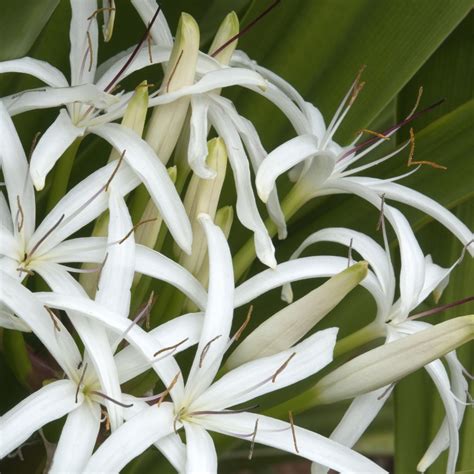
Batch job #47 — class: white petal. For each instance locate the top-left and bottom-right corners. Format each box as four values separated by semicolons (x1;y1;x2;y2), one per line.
0;303;31;331
84;402;175;472
418;255;451;304
0;380;81;458
0;193;13;233
201;412;386;473
115;312;203;383
96;190;134;319
91;123;193;253
50;401;101;473
69;0;98;85
193;328;337;411
188;95;214;178
185;214;235;400
0;225;19;260
209;104;276;268
44;237;107;263
149;68;267;107
135;245;207;310
130;0;173;47
0;57;68;87
184;422;217;473
351;178;474;256
29;110;85;191
0;101;35;240
256;135;319;202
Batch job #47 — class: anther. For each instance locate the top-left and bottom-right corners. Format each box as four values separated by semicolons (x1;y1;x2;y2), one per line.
248;418;259;460
75;362;88;403
27;214;65;259
87;6;116;21
347;238;354;268
156;372;181;407
101;408;111;431
231;305;253;343
117;217;157;245
147;32;153;64
90;390;133;408
27;131;42;162
199;335;222;368
15;196;24;233
406;86;424;119
357;129;390;140
44;305;61;331
153;338;189;357
376;194;386;232
166;50;184;93
407;128;447;170
288;411;299;453
210;0;281;58
272;352;296;383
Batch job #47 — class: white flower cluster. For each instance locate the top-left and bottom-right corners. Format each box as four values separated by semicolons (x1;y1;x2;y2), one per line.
0;1;472;473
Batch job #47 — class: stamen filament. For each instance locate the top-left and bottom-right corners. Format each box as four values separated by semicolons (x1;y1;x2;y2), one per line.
117;217;157;244
166;50;184;93
231;305;253;342
191;404;259;417
408;295;474;320
15;196;24;233
272;352;296;383
248;418;259;460
75;362;88;403
288;411;299;453
199;335;222;368
90;390;133;408
27;214;65;259
153;337;189;357
44;305;61;331
376;194;386;232
156;372;181;407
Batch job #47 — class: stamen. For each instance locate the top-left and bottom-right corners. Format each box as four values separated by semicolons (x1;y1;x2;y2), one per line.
173;407;185;433
348;66;366;107
101;408;111;431
86;32;94;72
118;291;156;344
407;128;447;170
357;129;390;141
16;266;34;276
231;305;253;342
44;305;61;331
153;337;189;357
147;32;153;64
96;253;109;290
117;217;157;245
27;214;65;259
406;86;424;119
90;390;133;408
199;335;222;368
347;238;354;268
248;418;259;460
376;194;386;232
210;0;281;58
77;360;83;370
377;383;395;400
166;50;184;93
15;195;24;232
288;411;299;453
87;6;116;21
105;149;126;191
75;362;88;403
156;372;181;407
27;131;42;162
408;295;474;320
272;352;296;383
191;404;259;416
104;6;161;92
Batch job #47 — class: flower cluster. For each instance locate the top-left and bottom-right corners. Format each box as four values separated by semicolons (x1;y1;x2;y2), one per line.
0;1;472;473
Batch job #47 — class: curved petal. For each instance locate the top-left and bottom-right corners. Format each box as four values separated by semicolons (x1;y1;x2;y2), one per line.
184;422;217;473
115;312;204;384
0;57;68;87
0;380;81;459
0;101;35;240
84;402;175;472
201;412;386;473
256;135;318;202
91;123;192;254
193;328;337;411
49;401;101;473
208;103;276;268
29;110;85;191
135;245;207;310
185;214;235;401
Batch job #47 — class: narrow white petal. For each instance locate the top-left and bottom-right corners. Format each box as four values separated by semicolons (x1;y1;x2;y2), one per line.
184;422;217;473
0;303;31;331
0;57;68;87
96;191;134;318
418;255;452;304
115;312;203;383
50;401;101;473
135;245;207;310
256;135;318;202
85;402;175;472
130;0;173;46
91;123;193;253
29;110;85;191
193;328;337;411
0;225;19;260
0;193;13;233
201;412;386;473
209;104;276;268
44;237;107;264
185;214;235;400
0;380;81;458
69;0;98;85
0;101;35;240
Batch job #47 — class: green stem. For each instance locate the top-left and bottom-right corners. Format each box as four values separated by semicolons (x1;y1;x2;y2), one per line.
3;330;32;388
233;184;308;281
46;138;82;212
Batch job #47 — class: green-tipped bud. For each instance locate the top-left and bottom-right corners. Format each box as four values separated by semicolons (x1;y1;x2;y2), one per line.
209;11;239;65
225;262;369;370
214;205;234;239
313;315;474;404
145;13;200;163
178;138;227;275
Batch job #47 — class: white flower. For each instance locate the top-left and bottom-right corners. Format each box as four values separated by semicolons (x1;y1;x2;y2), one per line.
83;214;386;473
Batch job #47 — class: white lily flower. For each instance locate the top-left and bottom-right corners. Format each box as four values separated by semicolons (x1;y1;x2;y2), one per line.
83;214;385;473
249;58;473;255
